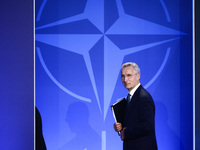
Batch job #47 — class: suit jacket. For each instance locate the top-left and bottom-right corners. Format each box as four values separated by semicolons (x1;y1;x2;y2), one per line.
123;85;157;150
36;107;47;150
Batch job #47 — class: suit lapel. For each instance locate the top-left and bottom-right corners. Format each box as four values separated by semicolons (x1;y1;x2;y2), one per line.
125;85;142;112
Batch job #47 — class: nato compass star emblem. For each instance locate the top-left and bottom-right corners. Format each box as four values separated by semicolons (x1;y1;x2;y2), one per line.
35;0;186;120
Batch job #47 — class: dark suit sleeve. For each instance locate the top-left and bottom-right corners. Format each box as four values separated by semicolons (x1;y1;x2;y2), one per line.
36;107;47;150
124;96;155;140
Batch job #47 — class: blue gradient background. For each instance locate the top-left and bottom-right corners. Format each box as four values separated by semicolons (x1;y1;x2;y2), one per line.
0;0;34;150
0;0;196;150
195;0;200;149
35;0;193;150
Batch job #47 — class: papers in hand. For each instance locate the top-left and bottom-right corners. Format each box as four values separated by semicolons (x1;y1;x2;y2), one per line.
111;98;126;135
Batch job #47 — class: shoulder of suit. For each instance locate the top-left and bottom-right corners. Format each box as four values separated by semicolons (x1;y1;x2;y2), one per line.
137;86;153;99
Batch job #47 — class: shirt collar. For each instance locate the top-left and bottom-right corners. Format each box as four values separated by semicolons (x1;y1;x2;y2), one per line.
129;83;141;97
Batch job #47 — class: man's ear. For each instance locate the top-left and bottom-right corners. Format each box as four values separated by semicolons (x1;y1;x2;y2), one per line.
137;73;140;80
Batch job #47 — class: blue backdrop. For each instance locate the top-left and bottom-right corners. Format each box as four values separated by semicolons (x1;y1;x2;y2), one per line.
35;0;193;150
0;0;34;149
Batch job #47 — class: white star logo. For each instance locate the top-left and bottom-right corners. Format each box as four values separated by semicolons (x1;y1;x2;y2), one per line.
35;0;186;120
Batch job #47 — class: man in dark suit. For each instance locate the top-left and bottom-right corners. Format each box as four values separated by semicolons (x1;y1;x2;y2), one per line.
114;62;157;150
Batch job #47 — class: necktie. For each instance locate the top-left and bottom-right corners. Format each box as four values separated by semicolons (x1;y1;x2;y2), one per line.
127;93;131;104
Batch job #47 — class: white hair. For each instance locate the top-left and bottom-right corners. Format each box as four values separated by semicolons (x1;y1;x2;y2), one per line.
121;62;140;74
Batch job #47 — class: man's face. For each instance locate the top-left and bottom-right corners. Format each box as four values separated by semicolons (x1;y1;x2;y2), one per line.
121;66;140;92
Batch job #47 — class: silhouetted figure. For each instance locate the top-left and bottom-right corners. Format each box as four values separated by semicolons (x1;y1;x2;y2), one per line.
59;102;101;150
35;107;47;150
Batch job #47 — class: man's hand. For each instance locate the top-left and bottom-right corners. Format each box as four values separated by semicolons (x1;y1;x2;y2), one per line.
114;122;122;132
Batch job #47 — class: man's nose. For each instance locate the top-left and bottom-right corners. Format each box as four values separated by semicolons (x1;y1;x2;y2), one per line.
124;76;128;81
124;76;129;81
